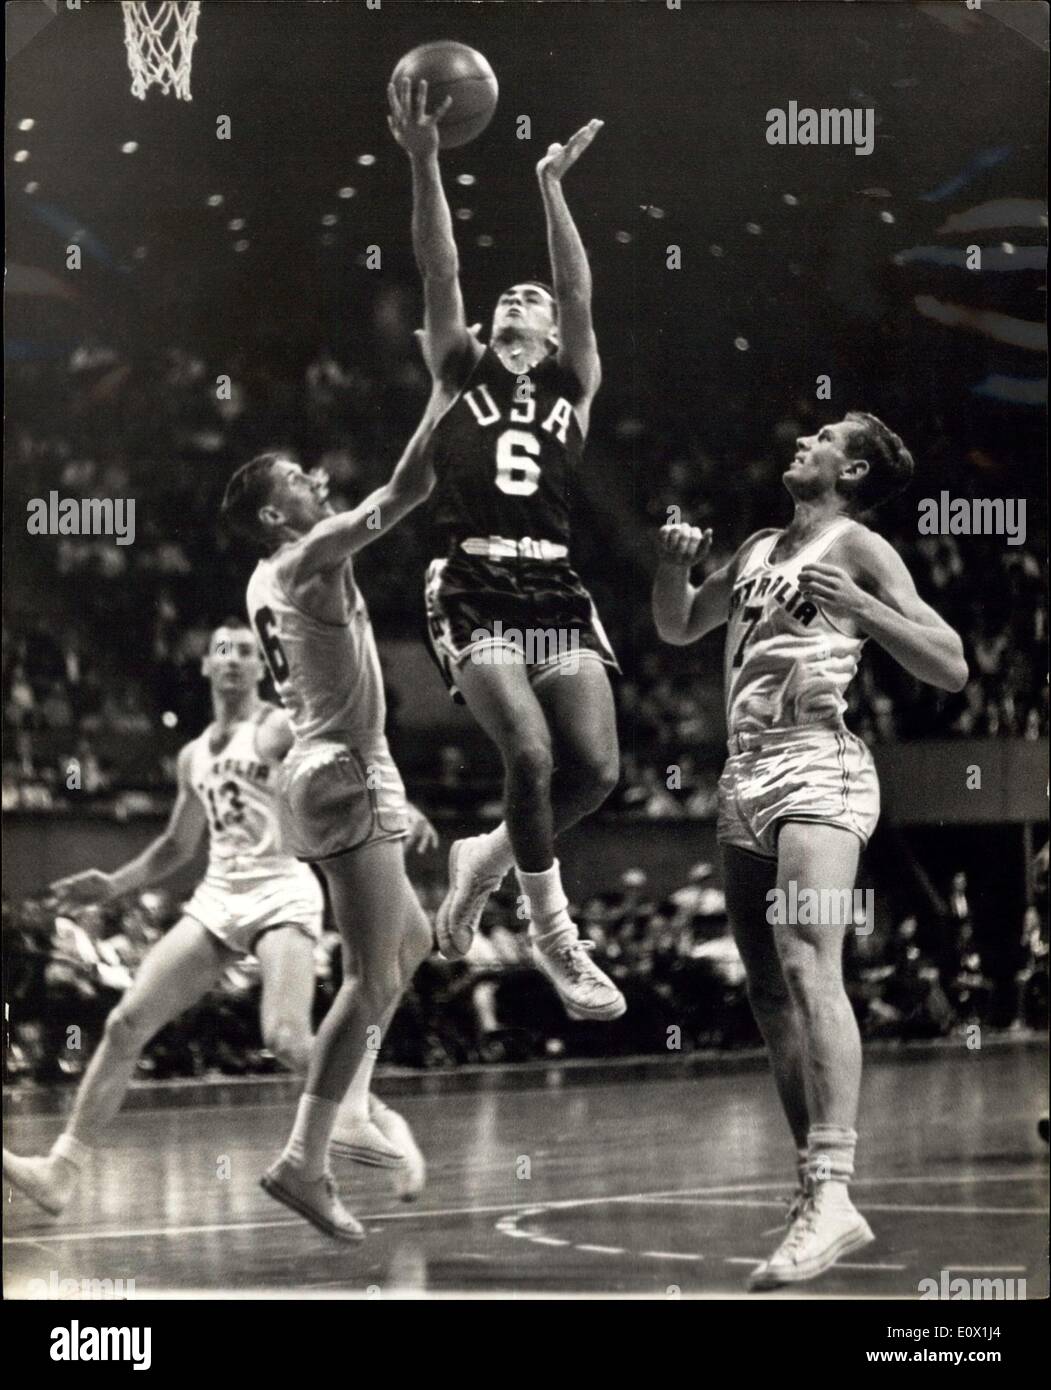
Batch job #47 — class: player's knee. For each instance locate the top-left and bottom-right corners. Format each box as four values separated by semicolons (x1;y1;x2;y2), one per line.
507;737;554;790
780;951;842;1013
265;1019;311;1074
358;958;403;1014
580;749;620;805
103;1005;151;1058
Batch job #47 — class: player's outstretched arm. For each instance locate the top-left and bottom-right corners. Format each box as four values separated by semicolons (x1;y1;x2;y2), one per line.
50;745;207;907
388;78;479;386
799;530;969;691
653;524;754;645
538;120;604;420
278;392;442;583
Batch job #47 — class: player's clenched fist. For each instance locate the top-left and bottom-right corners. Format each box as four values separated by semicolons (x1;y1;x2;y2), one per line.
798;562;870;621
657;522;713;569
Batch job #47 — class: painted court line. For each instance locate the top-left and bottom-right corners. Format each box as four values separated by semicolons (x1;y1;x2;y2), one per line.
638;1196;1047;1217
5;1171;1042;1248
641;1251;705;1261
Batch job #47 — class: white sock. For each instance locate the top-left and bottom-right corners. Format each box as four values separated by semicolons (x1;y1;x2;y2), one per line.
473;823;514;876
52;1133;91;1170
814;1178;853;1210
334;1047;379;1128
282;1094;338;1180
517;861;577;949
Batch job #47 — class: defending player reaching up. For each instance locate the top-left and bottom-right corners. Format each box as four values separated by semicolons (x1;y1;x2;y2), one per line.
653;414;968;1288
389;78;624;1023
221;398;446;1239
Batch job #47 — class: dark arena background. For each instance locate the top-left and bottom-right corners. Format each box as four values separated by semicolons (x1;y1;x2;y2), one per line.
3;0;1048;1325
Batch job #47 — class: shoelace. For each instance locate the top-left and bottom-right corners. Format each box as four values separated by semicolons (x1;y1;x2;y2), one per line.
552;940;600;980
779;1196;820;1257
785;1187;809;1226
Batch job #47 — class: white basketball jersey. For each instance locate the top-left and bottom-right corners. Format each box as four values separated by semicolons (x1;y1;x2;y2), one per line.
724;518;865;737
186;713;310;887
246;555;385;746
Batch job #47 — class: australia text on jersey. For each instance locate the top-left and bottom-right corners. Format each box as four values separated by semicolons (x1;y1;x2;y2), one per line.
730;571;819;625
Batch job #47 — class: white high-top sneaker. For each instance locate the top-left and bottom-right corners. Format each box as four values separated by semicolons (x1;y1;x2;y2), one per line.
369;1096;426;1202
328;1111;406;1169
260;1159;365;1242
435;837;506;959
532;937;627;1022
748;1182;874;1290
3;1148;77;1217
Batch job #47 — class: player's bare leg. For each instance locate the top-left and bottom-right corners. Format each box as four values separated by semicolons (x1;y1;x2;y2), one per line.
255;926;404;1171
537;656;621;835
750;822;873;1290
261;840;431;1238
3;917;227;1216
722;843;811;1218
438;655;624;1019
775;824;863;1130
456;657;557;870
254;922;419;1184
360;898;432;1200
326;892;431;1179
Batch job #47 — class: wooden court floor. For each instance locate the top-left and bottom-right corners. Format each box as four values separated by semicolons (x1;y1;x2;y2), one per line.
4;1042;1047;1299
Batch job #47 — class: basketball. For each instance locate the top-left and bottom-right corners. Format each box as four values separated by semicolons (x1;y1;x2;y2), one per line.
391;41;498;148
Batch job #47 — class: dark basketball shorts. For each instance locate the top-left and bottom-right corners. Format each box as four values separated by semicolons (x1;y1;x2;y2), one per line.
278;738;409;863
424;551;619;698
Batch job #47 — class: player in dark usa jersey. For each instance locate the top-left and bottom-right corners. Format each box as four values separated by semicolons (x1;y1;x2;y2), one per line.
389;78;624;1023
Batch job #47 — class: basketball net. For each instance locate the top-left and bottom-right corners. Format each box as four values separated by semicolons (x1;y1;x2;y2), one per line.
122;2;201;101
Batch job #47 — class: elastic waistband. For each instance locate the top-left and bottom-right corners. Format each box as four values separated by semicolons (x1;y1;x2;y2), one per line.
459;535;569;563
288;734;390;762
727;724;851;755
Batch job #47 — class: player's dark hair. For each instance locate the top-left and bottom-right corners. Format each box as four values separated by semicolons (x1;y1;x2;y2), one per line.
220;452;283;550
840;411;915;513
521;279;556;305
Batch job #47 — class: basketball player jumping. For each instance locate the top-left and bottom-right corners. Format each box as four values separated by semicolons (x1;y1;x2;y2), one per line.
2;620;431;1218
652;414;968;1289
221;398;445;1239
388;79;624;1022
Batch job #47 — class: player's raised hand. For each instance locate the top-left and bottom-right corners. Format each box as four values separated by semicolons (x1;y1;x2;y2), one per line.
798;562;870;621
50;869;116;908
657;522;713;569
537;119;604;183
387;77;453;159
